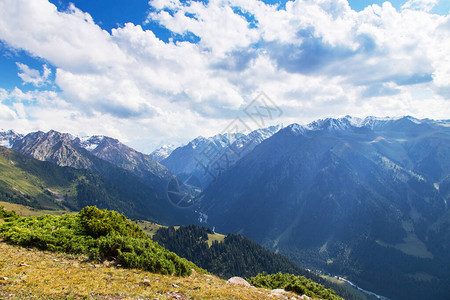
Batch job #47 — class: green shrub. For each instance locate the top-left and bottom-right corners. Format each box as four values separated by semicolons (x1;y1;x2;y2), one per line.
0;206;204;277
79;206;146;239
248;272;343;300
0;206;19;221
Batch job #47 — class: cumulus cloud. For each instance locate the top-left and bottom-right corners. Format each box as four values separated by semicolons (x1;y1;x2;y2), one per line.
401;0;439;12
16;63;51;87
0;0;448;151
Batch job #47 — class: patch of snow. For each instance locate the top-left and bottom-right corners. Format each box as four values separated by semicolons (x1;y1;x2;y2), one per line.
0;140;11;148
150;144;176;162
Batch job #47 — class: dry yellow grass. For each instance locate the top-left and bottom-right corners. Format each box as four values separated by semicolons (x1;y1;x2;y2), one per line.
0;240;302;299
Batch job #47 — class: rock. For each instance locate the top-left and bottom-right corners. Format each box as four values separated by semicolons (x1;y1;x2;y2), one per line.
271;289;287;295
19;263;30;267
143;279;151;286
271;289;288;299
93;264;101;268
103;260;112;267
165;291;188;299
172;283;179;288
1;277;8;281
226;277;252;287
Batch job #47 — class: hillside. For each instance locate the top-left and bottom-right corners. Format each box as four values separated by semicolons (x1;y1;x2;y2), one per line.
153;225;365;300
0;146;195;224
198;116;450;299
0;241;304;300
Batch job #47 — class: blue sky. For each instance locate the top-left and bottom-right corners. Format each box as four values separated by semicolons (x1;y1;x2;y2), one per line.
0;0;449;152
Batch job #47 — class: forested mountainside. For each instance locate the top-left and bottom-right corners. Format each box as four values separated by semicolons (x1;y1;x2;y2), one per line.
198;116;450;300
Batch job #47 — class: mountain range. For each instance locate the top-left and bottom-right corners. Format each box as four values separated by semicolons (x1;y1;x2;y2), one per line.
197;116;450;299
0;130;193;225
1;115;449;299
160;125;282;190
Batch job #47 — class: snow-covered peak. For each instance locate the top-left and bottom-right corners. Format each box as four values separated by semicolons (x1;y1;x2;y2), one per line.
286;123;307;135
307;117;352;131
79;135;106;151
0;129;23;148
150;144;176;162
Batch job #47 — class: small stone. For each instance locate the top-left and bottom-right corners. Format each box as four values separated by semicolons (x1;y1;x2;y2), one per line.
53;259;59;262
19;263;30;267
143;279;151;286
1;277;8;281
93;264;101;268
172;283;179;288
103;261;111;267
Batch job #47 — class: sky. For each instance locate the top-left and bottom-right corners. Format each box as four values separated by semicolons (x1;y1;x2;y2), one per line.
0;0;449;153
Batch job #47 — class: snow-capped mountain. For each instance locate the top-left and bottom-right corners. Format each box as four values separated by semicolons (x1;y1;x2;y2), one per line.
199;116;450;300
150;144;176;162
161;124;282;189
0;130;23;148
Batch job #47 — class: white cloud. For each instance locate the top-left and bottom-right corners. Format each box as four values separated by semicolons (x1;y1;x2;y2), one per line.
16;63;51;86
0;0;448;152
401;0;439;12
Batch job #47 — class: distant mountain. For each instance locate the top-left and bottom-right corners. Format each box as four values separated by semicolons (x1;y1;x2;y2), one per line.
198;116;450;300
0;146;143;217
150;144;176;162
0;130;23;148
3;130;195;224
9;130;172;186
161;125;282;189
79;135;172;185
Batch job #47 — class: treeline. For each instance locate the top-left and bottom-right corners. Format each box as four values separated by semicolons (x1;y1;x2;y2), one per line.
152;225;360;299
0;206;204;276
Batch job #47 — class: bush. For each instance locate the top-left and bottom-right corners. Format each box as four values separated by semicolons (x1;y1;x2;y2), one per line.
79;206;146;239
248;272;342;300
0;206;19;221
0;206;204;277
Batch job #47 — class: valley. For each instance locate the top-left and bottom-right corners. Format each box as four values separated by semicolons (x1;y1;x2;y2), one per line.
1;115;449;299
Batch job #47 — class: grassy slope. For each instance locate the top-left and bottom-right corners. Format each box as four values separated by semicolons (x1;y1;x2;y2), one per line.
0;147;75;210
0;241;301;300
1;202;362;299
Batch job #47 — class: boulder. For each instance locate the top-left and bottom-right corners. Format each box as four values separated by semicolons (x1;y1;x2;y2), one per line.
226;277;252;287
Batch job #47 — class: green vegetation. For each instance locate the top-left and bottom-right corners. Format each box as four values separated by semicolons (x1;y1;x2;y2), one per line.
153;225;360;299
0;206;203;276
248;272;343;300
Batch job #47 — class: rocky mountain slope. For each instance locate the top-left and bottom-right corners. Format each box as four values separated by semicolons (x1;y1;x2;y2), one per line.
8;130;172;186
0;146;188;223
198;116;450;300
80;135;172;185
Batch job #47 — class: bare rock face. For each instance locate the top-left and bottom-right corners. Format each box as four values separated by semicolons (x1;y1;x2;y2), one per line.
226;276;252;287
